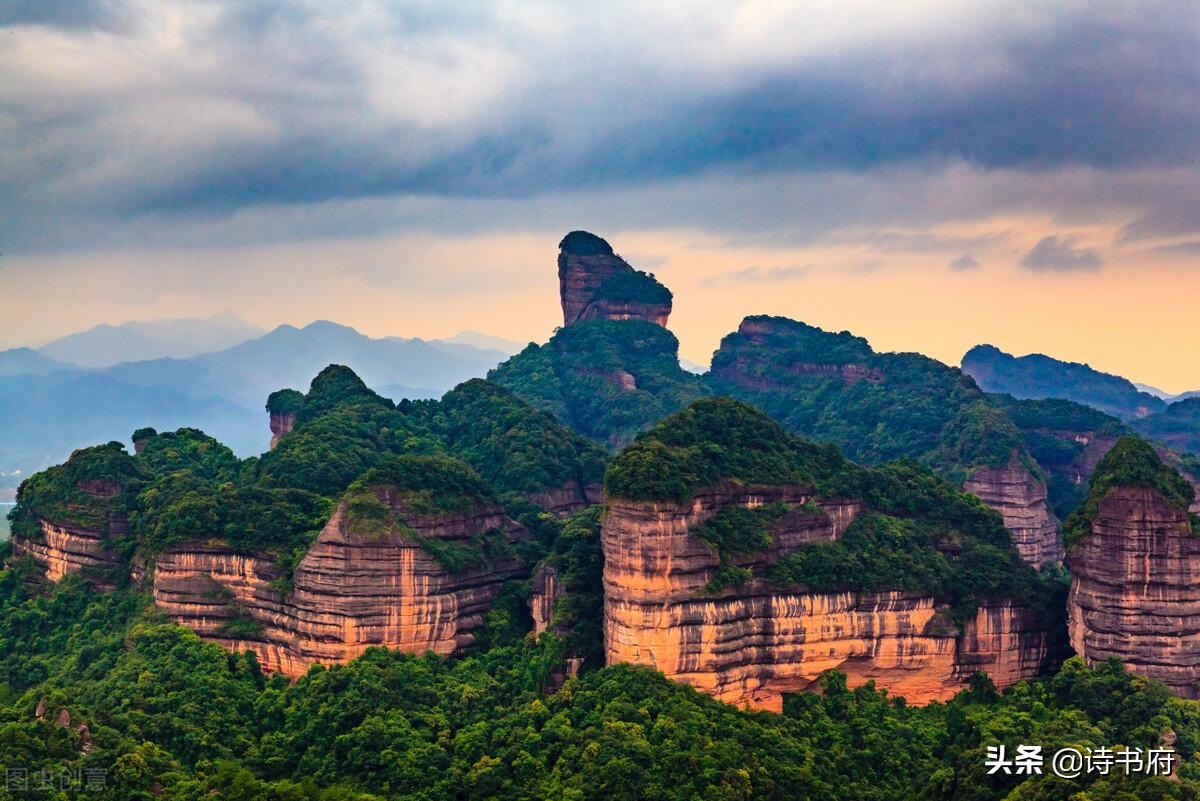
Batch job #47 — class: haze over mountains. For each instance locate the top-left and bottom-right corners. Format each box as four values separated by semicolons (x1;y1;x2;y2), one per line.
0;316;522;491
36;312;267;367
962;344;1197;419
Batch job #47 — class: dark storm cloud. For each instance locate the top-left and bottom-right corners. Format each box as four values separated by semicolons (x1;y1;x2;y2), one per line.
1020;235;1103;272
1;1;1197;251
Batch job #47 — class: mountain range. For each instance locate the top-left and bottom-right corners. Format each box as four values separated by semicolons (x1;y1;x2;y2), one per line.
0;317;523;490
35;311;267;367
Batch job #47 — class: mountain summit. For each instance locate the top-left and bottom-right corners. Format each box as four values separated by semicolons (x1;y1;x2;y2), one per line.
557;230;672;327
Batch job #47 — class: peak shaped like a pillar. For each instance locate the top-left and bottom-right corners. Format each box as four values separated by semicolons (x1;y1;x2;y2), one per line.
557;230;672;327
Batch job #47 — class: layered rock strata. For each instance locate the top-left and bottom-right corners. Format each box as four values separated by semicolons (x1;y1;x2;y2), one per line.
603;486;1053;711
558;231;671;327
148;495;530;677
964;458;1062;566
1068;487;1200;697
528;481;604;516
10;519;125;590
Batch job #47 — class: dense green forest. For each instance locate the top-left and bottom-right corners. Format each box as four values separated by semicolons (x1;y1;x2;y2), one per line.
0;568;1197;801
489;320;705;448
705;317;1038;484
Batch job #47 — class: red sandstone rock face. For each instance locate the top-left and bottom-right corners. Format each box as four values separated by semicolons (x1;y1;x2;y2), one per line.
558;250;670;327
269;411;297;450
530;562;562;636
1068;486;1200;698
10;519;125;590
602;486;1052;710
528;481;603;516
964;458;1062;566
149;493;531;677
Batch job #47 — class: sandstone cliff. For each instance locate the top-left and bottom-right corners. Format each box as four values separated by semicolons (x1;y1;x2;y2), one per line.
7;444;138;590
1068;485;1200;697
558;231;671;327
964;458;1062;566
269;411;297;450
149;490;530;677
528;481;604;516
10;518;125;590
602;486;1054;711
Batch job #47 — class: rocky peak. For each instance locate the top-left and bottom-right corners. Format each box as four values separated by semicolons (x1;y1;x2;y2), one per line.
557;230;671;327
1067;437;1200;697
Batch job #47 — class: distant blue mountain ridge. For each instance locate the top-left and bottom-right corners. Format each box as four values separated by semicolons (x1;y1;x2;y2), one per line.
0;319;523;488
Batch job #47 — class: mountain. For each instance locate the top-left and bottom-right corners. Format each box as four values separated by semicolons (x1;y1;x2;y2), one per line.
1134;382;1200;403
706;317;1067;565
1067;437;1200;697
491;231;702;447
602;397;1062;711
961;343;1166;420
0;321;513;488
1135;396;1200;455
8;362;604;675
36;311;265;367
0;347;75;376
443;330;527;354
98;320;508;411
10;230;1200;801
0;370;262;490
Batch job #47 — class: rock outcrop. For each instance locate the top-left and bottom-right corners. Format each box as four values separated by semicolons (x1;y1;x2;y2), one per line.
269;411;297;450
1068;485;1200;697
528;481;604;516
964;459;1062;566
558;231;671;327
148;491;531;677
530;563;563;636
603;486;1054;711
10;518;125;590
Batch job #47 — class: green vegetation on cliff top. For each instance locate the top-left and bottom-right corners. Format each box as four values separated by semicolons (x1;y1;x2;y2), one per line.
591;268;672;307
605;397;854;502
419;378;607;497
707;316;1038;482
8;442;145;540
490;318;705;447
1063;436;1197;551
265;387;304;415
11;364;607;578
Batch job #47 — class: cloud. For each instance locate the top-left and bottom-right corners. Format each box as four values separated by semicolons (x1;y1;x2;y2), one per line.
0;1;1197;254
1019;235;1103;272
706;265;812;285
1151;240;1200;255
835;230;1008;254
949;253;979;270
849;260;883;275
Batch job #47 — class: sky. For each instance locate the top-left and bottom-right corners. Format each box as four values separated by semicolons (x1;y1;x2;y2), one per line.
2;1;1199;391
